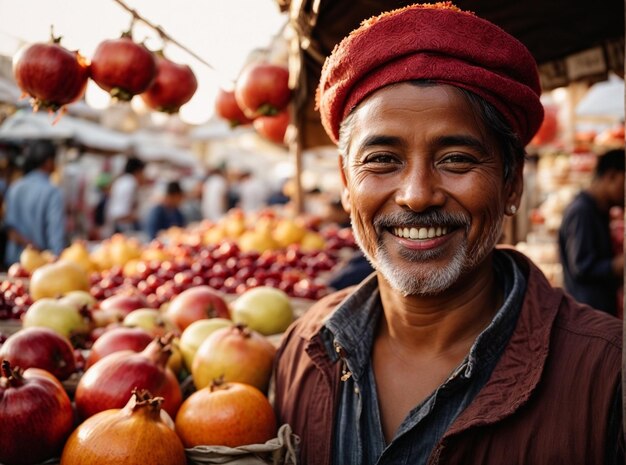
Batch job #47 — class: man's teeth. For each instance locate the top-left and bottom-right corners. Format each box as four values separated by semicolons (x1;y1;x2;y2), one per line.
392;226;448;239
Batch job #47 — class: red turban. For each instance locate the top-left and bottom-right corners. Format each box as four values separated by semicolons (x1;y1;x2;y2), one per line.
317;2;544;146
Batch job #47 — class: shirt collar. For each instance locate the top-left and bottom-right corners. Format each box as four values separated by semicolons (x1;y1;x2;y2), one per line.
322;249;526;381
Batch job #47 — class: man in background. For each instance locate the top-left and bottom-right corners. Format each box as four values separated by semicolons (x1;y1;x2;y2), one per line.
202;166;228;222
144;180;187;239
3;139;65;266
558;148;625;316
107;156;145;234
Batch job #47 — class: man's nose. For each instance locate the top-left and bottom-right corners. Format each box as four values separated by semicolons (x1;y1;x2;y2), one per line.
395;167;445;212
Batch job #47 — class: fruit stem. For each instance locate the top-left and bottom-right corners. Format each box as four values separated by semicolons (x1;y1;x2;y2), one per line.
209;375;226;392
49;25;62;44
124;388;164;422
234;323;251;338
257;103;279;116
143;334;173;367
0;360;24;388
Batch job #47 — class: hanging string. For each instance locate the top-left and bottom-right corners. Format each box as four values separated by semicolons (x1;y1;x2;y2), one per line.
111;0;218;73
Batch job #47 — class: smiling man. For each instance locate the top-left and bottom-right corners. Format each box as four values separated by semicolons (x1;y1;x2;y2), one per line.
273;3;623;465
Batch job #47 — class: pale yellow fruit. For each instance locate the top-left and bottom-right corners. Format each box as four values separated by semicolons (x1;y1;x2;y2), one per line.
179;318;233;371
273;218;307;248
299;231;326;252
231;287;293;335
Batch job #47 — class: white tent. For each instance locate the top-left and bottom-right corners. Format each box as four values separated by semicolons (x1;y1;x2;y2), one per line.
0;110;201;169
0;110;130;152
576;74;625;120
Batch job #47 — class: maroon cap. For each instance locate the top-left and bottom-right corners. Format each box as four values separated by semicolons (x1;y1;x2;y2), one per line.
317;2;544;146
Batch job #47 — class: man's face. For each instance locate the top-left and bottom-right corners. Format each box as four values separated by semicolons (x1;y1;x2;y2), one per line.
339;83;521;296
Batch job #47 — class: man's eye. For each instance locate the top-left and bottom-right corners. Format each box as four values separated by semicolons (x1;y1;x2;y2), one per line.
363;153;398;164
439;153;477;165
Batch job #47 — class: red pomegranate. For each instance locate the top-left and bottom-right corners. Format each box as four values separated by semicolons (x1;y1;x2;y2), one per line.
253;110;290;145
141;54;198;113
90;35;157;101
13;34;89;111
215;88;253;127
235;63;291;118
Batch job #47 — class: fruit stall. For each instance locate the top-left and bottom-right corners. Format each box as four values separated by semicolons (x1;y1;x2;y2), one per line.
0;205;361;464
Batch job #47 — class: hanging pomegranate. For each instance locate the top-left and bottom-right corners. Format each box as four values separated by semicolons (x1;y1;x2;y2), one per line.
253;109;290;145
235;62;291;117
12;30;89;112
61;389;186;465
75;334;182;420
0;361;74;465
90;34;157;101
141;53;197;113
215;88;253;127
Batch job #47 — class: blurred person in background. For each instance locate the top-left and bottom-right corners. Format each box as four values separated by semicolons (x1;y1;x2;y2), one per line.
0;142;20;269
180;176;204;224
107;156;146;234
238;170;269;214
91;172;113;240
267;177;292;206
202;165;229;222
144;180;187;240
3;139;65;267
558;148;625;316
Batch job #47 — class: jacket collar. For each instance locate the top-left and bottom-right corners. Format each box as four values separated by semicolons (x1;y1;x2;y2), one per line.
446;248;564;434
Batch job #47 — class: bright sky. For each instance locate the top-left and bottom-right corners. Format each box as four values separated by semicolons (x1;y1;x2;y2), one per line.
0;0;287;125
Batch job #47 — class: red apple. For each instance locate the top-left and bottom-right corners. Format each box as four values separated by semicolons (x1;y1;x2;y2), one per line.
0;327;76;380
164;286;230;331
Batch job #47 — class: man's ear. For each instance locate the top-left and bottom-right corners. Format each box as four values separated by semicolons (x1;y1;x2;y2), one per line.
506;164;524;215
338;155;351;214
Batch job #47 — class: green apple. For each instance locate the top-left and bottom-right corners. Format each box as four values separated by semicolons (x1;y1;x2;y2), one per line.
230;286;293;336
179;318;233;370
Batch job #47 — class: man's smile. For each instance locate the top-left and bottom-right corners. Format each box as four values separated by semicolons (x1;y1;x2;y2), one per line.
391;226;450;240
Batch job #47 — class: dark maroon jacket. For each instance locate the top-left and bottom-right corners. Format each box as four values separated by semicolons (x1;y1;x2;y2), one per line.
273;249;623;464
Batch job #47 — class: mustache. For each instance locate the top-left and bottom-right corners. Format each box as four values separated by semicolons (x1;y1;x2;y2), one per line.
373;209;470;230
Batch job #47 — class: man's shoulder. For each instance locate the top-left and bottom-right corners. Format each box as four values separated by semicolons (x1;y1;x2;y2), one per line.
561;191;597;220
8;174;56;197
554;296;622;352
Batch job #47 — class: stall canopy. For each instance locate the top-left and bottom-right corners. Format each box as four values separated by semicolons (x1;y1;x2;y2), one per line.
278;0;625;148
0;110;201;168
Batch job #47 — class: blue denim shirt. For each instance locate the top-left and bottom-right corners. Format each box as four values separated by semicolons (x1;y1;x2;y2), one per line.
322;250;526;465
4;170;65;266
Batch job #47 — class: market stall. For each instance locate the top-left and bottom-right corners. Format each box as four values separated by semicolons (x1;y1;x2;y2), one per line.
0;1;624;462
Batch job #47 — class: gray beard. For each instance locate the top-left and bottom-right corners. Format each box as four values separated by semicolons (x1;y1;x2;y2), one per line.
351;210;503;297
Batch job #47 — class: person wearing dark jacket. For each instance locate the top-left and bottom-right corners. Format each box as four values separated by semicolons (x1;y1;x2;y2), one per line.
273;4;623;465
558;148;625;315
144;181;186;239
